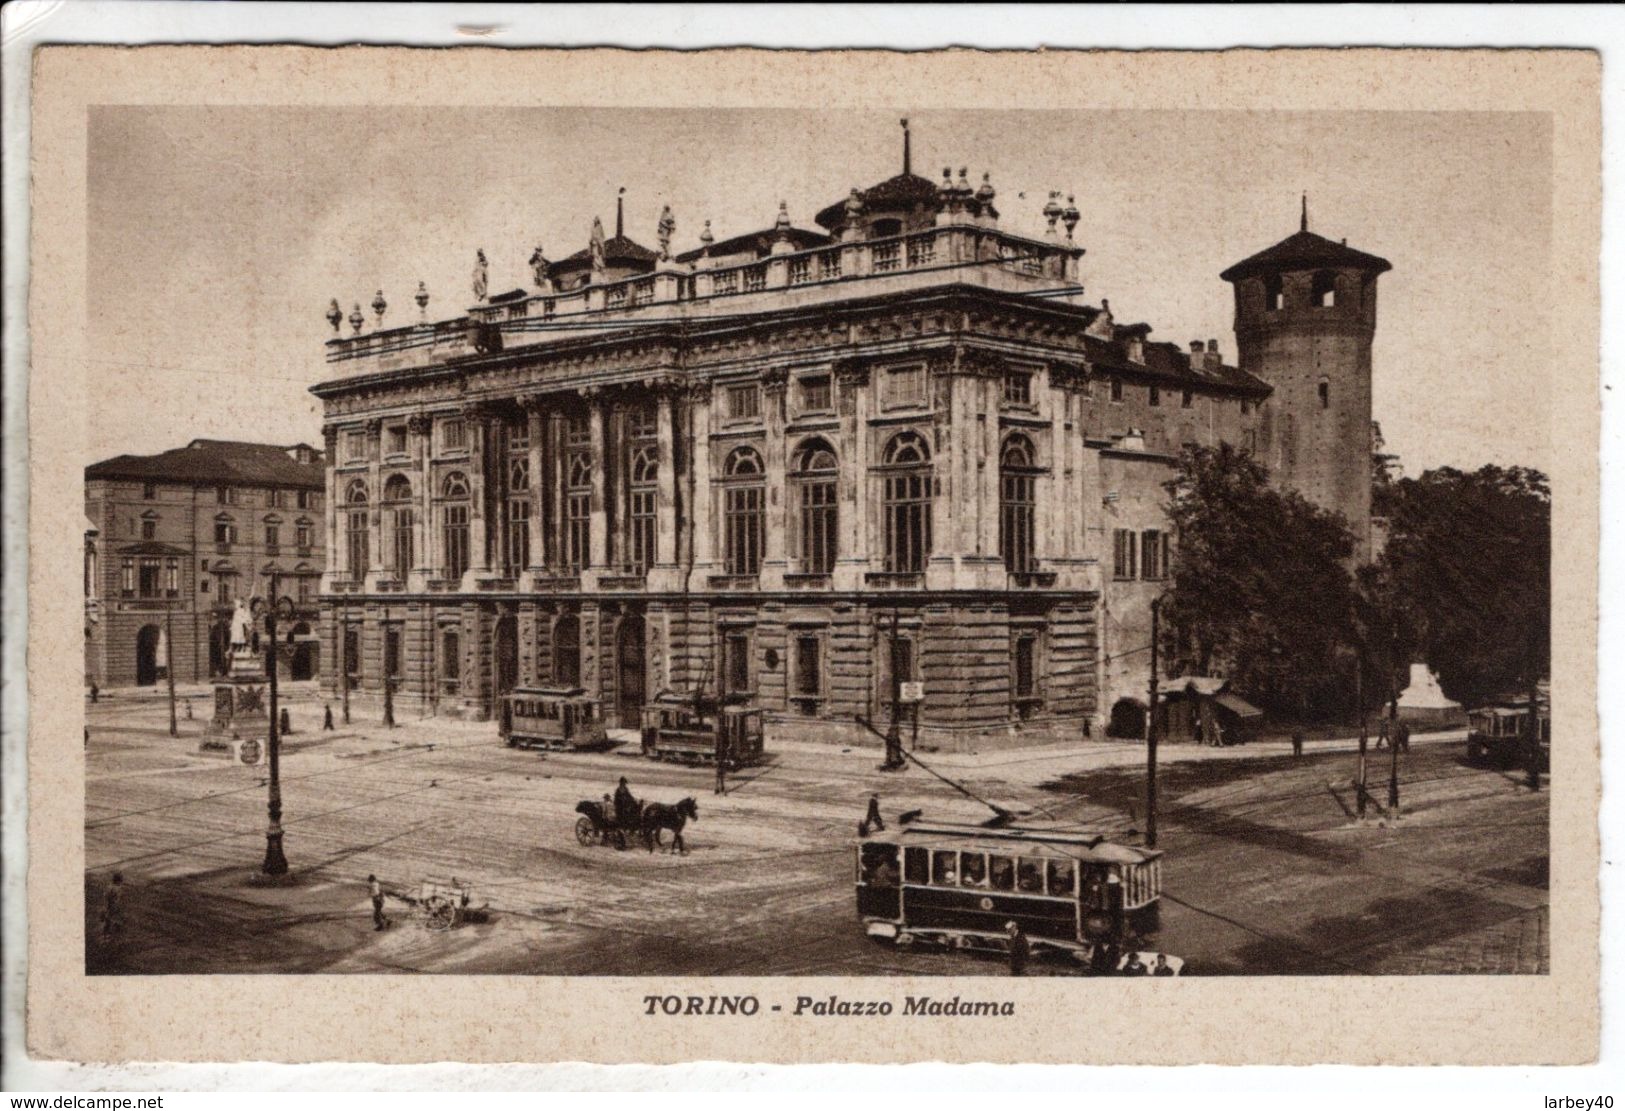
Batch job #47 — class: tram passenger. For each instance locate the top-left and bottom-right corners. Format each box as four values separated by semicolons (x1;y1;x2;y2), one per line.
1016;859;1042;893
961;853;987;887
989;856;1015;891
1121;952;1148;976
1153;954;1175;976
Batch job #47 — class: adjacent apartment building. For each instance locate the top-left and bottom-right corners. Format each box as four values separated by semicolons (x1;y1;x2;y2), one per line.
84;439;327;688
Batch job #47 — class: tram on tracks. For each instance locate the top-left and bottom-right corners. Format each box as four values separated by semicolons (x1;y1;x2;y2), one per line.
501;686;611;751
855;819;1167;969
640;690;765;767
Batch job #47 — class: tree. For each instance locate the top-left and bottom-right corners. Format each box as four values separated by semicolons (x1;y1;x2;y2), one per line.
1372;465;1549;708
1161;443;1359;720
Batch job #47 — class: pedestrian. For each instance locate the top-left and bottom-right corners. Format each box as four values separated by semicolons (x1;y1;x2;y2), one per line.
1375;719;1389;751
1004;921;1029;977
1291;731;1304;759
280;707;292;736
100;872;124;938
1395;721;1411;754
1122;951;1148;976
185;698;193;720
323;703;335;731
368;873;387;931
1152;954;1175;977
90;681;99;704
714;733;728;796
865;795;886;833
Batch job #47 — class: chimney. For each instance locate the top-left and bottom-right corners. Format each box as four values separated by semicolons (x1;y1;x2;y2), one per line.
1188;340;1204;369
1205;338;1222;370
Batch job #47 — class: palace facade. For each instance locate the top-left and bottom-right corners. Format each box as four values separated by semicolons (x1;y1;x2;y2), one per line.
312;149;1386;748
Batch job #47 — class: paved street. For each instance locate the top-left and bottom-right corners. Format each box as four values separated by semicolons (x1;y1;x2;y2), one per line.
84;686;1548;976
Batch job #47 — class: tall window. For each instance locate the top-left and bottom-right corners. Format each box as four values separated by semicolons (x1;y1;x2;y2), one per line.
268;489;285;509
1000;436;1038;573
120;558;134;596
721;446;765;576
386;426;407;456
295;574;313;603
296;521;313;550
296;490;311;510
1109;377;1124;403
141;518;157;541
383;475;414;575
384;626;402;680
626;406;658;573
723;629;752;696
441;629;460;686
1112;528;1138;580
1141;529;1170;581
1318;379;1330;409
440;473;470;580
793;633;823;711
798;375;832;413
84;543;97;597
165;558;179;597
726;384;760;421
1148;385;1161;407
214;517;237;546
882;431;932;573
344;430;366;462
1013;632;1039;701
264;521;280;551
137;557;161;598
1003;369;1032;406
1264;274;1284;311
142;483;156;500
1182;389;1194;409
553;614;581;687
344;478;369;580
215;572;235;606
440;417;467;453
1311;270;1338;307
506;459;531;573
565;417;592;571
794;440;838;574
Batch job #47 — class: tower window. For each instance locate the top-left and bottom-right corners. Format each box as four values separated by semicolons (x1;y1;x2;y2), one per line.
1263;275;1284;312
1318;380;1330;409
1311;271;1338;307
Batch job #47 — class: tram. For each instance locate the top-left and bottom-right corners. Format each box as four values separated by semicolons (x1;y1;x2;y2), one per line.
1466;698;1550;772
855;820;1164;963
500;686;610;751
640;690;765;767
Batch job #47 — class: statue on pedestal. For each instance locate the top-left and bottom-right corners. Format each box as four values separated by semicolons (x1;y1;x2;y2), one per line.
229;597;253;659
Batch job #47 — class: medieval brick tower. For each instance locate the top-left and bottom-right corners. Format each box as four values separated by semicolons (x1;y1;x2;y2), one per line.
1220;202;1391;560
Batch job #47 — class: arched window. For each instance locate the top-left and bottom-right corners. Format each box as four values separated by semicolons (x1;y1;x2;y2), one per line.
344;478;369;580
794;439;838;574
1263;274;1284;312
506;458;531;573
1311;270;1338;307
721;446;765;576
1318;378;1330;410
382;474;414;575
626;406;659;573
882;431;932;573
440;472;470;580
1000;435;1038;573
553;613;582;687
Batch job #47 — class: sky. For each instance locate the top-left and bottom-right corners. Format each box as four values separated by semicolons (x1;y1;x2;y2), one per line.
85;107;1552;477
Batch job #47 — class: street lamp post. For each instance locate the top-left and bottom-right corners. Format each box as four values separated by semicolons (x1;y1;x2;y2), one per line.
1146;595;1163;849
165;600;179;738
252;573;298;876
341;613;353;725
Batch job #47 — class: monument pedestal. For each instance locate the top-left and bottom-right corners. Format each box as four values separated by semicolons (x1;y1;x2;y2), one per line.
201;651;268;751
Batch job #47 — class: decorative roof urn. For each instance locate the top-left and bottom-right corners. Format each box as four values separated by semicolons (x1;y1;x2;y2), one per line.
371;289;388;325
1062;195;1080;240
325;299;342;333
348;303;364;335
414;281;430;322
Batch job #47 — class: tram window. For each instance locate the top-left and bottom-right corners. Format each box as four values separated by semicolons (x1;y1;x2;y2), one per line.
989;856;1015;891
932;851;958;886
1017;860;1043;893
904;847;929;885
1083;869;1108;907
1047;860;1076;896
960;853;987;887
861;843;900;886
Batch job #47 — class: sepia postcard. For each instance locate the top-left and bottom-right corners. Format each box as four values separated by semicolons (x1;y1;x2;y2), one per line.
19;44;1600;1067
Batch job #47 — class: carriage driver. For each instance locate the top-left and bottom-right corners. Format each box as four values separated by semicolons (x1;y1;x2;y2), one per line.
613;777;639;828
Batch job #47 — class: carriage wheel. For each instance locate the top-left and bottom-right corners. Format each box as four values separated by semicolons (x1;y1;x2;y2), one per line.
575;816;599;847
427;899;456;931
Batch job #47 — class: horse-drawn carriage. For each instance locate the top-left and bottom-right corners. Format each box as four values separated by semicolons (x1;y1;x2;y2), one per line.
574;794;700;854
501;686;611;751
640;690;764;767
412;877;490;931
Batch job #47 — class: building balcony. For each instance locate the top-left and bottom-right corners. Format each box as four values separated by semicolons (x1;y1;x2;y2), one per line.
596;565;648;590
783;572;833;590
1008;570;1059;589
322;225;1085;378
707;573;760;591
328;579;364;595
529;571;583;592
864;571;926;590
475;576;518;592
373;577;407;593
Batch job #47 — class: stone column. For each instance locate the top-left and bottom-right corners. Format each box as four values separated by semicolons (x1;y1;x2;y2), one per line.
364;418;383;579
834;361;869;576
980;374;1001;562
687;381;714;589
1042;368;1064;563
547;411;565;571
407;413;433;581
585;389;609;571
523;396;545;572
760;366;789;588
321;425;340;589
653;381;679;574
464;404;492;577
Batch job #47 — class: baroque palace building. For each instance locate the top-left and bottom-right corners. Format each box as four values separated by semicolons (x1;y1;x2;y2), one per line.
85;439;327;688
311;139;1388;748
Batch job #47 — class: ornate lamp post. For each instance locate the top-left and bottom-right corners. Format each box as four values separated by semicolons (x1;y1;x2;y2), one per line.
251;573;298;875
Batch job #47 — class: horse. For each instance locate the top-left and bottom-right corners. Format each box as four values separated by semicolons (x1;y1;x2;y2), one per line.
640;797;699;854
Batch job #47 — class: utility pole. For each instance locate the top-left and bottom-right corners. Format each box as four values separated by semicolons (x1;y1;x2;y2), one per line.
341;613;353;725
1387;694;1401;812
881;607;906;771
382;606;395;728
1146;596;1161;849
165;601;179;738
1526;677;1542;792
1356;652;1368;819
254;572;295;875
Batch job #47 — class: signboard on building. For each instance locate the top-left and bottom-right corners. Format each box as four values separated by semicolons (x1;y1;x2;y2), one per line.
899;681;924;703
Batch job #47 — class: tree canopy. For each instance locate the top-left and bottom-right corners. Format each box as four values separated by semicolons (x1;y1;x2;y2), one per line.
1161;443;1358;719
1372;464;1550;708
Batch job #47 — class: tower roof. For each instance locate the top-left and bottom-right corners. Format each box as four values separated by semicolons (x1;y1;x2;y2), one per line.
1219;229;1391;284
814;171;941;230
